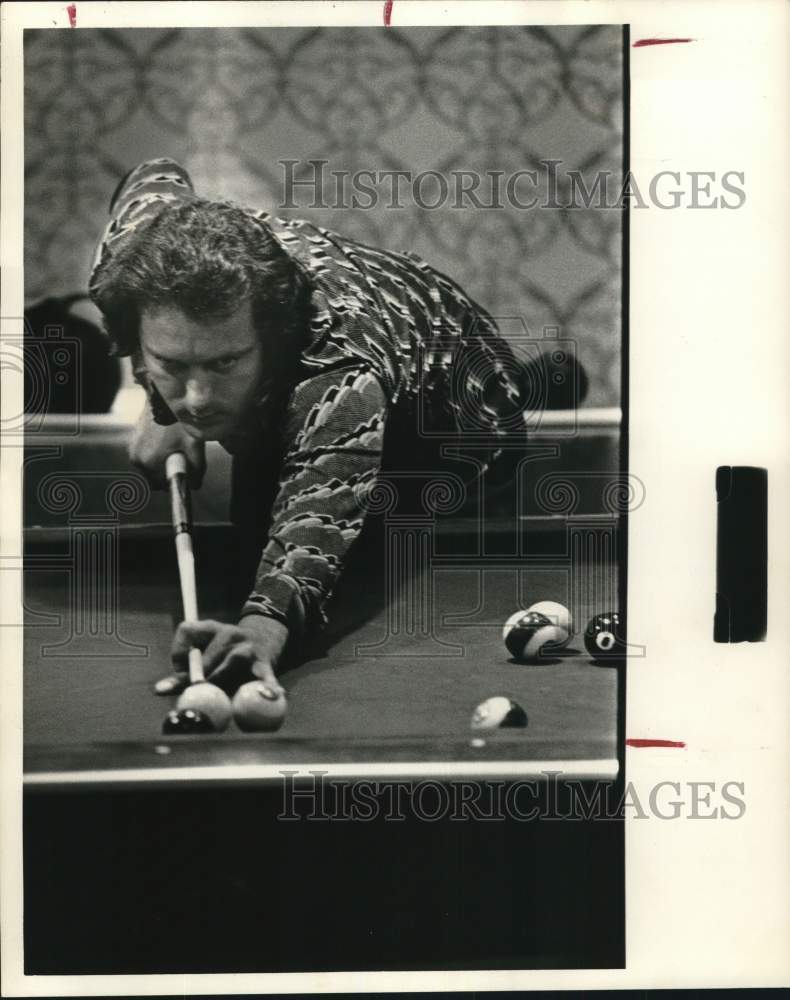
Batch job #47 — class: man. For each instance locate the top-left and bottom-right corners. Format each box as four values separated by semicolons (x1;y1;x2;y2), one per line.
89;158;531;698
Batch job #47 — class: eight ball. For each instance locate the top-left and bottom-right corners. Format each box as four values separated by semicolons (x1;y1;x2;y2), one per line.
584;612;625;660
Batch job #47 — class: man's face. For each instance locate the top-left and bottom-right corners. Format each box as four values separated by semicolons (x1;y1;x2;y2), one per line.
139;300;264;441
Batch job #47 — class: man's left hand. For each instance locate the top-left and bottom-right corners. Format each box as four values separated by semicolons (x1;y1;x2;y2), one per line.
154;617;288;695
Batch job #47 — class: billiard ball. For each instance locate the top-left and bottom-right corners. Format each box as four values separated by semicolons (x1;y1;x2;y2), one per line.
503;609;567;661
162;708;215;734
176;681;232;732
471;696;528;731
232;680;288;732
527;600;572;649
584;612;625;660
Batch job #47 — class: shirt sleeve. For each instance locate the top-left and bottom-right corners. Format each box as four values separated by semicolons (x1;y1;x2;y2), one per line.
239;364;387;638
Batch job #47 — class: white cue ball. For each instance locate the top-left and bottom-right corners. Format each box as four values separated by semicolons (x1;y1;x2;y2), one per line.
470;696;528;732
176;682;233;732
526;600;572;650
232;680;288;732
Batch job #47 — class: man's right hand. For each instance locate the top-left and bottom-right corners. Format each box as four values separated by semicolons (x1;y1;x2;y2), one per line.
129;402;206;489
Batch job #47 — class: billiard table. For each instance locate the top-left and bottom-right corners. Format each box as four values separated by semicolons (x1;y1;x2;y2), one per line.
21;411;625;974
24;522;620;783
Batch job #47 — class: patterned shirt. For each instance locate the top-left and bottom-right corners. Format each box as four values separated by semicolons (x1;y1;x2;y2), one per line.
223;214;526;636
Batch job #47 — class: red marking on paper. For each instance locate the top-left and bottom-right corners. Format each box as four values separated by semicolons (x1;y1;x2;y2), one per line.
626;738;686;749
383;0;393;26
633;38;694;47
66;3;77;27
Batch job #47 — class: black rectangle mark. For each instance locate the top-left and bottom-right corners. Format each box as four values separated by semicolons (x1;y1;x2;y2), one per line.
714;466;767;642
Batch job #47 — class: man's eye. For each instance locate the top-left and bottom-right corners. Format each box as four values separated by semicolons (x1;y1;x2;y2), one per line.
158;359;184;375
211;357;238;373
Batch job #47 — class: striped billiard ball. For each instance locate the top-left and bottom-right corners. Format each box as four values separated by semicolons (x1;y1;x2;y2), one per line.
471;696;528;731
526;600;572;650
503;609;568;662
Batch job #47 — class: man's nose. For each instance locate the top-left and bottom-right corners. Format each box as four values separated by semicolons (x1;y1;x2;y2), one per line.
184;376;214;414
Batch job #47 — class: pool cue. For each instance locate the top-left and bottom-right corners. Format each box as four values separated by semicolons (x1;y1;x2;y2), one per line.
165;452;205;685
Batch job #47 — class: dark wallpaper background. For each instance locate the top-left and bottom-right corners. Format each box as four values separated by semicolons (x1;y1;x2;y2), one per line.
24;25;624;407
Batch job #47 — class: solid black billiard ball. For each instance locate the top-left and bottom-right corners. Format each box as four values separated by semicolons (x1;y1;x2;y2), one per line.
584;612;625;660
162;708;215;734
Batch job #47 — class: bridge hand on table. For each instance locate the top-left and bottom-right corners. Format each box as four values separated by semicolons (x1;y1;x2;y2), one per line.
154;618;286;697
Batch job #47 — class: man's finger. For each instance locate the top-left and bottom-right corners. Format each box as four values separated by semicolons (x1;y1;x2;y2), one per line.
250;660;286;697
154;672;189;695
206;644;258;690
171;619;226;664
200;629;246;672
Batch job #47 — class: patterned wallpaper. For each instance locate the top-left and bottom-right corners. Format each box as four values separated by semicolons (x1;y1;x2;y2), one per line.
24;25;624;406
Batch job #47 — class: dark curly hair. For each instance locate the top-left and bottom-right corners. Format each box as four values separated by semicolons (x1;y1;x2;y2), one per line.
91;200;312;411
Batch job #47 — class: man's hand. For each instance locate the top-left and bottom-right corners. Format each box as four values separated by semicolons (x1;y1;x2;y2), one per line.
129;401;206;489
154;616;288;696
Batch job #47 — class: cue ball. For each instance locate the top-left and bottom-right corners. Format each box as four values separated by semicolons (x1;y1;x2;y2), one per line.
584;612;625;660
232;681;288;732
526;600;572;649
502;610;567;661
471;696;528;732
162;708;215;734
176;681;232;732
